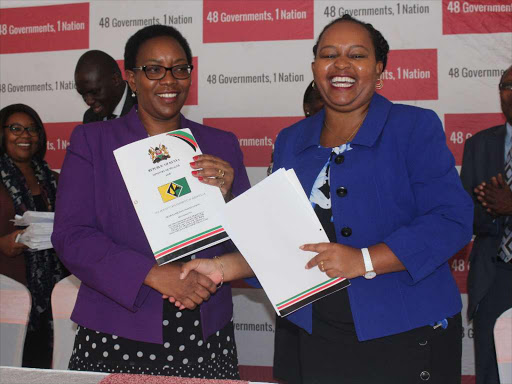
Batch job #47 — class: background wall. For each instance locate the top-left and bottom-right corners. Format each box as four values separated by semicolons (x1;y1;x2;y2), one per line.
1;1;511;382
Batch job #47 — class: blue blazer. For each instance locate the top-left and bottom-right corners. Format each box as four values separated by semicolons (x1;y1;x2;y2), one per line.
271;94;473;341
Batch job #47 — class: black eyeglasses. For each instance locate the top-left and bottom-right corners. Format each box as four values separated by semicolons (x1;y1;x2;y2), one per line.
132;64;193;80
499;83;512;91
3;124;40;137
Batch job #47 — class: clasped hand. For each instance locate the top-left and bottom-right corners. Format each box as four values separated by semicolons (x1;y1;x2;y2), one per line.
145;263;217;310
474;173;512;216
162;258;224;310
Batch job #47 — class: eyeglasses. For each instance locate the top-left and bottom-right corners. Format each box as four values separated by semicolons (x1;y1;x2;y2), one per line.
132;64;194;80
3;124;40;137
499;83;512;91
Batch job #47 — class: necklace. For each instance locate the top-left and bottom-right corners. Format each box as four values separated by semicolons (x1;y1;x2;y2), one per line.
323;111;368;144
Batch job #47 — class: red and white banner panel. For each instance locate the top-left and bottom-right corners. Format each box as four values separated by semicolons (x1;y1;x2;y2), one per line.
1;1;510;382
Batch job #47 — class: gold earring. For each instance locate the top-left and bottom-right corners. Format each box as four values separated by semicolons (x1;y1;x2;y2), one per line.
376;79;383;90
311;81;316;89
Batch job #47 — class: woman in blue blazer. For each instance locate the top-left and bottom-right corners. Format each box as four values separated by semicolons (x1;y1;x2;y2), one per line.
181;15;473;384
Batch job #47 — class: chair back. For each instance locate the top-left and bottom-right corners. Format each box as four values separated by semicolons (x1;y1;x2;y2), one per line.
51;274;81;369
0;274;31;366
494;307;512;384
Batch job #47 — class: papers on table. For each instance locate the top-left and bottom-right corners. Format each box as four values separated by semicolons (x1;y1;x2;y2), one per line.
220;168;350;317
11;211;55;251
114;129;229;266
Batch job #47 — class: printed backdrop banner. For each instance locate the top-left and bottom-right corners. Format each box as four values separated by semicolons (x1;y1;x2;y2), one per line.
1;1;511;383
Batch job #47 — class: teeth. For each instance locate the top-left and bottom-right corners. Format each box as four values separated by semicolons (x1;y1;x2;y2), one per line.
331;76;355;87
331;76;355;83
158;93;177;98
18;143;30;147
332;83;354;88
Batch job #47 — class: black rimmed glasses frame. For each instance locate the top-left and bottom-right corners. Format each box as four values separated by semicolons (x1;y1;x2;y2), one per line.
132;64;194;80
3;124;40;137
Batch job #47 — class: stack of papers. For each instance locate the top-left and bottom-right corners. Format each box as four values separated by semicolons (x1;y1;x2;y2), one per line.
220;168;350;317
12;211;55;251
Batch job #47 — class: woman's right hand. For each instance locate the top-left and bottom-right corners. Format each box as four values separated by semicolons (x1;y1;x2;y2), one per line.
0;230;27;257
180;258;223;286
144;263;217;310
165;258;223;309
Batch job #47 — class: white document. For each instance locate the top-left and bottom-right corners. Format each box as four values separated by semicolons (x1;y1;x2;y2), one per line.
114;129;229;265
11;212;55;251
12;211;54;226
220;168;350;316
18;223;54;251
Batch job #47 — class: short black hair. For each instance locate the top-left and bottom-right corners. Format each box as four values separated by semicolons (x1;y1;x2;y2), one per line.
500;64;512;85
75;50;121;77
313;14;390;72
0;104;47;160
124;25;193;71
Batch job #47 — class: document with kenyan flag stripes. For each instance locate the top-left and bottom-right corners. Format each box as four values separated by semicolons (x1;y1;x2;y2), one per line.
114;129;228;266
220;168;350;316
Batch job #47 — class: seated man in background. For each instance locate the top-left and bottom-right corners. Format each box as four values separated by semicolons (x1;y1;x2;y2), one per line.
74;50;135;124
461;65;512;384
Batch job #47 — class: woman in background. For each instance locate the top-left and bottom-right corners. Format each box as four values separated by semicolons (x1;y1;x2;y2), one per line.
0;104;68;368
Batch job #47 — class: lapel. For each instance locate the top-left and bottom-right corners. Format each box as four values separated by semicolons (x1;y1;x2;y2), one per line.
119;107;149;146
120;85;137;117
488;124;506;174
292;94;392;197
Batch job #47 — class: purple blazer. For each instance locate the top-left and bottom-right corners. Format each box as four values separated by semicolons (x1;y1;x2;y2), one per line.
52;107;250;344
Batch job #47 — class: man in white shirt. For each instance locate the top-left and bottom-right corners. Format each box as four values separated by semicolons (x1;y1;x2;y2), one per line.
75;50;136;124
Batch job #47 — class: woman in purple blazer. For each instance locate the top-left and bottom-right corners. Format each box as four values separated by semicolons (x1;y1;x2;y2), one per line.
51;25;250;379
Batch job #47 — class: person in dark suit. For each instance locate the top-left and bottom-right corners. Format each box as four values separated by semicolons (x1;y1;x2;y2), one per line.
74;50;136;123
461;65;512;384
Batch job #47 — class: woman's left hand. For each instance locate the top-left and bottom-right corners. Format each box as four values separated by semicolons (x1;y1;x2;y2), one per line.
190;154;234;199
302;242;365;279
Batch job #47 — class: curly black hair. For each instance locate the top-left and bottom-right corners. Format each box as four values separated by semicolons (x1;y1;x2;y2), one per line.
124;25;193;71
0;104;47;160
312;14;390;71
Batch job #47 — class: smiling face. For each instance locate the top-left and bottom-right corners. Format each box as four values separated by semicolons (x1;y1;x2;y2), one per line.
3;112;40;164
126;35;191;128
312;21;383;114
75;67;122;119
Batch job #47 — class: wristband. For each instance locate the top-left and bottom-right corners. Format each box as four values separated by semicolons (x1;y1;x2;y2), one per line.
362;248;376;279
213;256;224;288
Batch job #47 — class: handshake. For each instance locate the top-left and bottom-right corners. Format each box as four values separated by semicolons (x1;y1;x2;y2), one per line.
474;173;512;217
144;253;241;311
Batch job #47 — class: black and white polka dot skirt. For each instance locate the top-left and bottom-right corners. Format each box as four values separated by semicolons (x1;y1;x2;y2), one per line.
69;300;239;379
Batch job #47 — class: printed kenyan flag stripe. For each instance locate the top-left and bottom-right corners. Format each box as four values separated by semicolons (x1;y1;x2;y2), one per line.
167;131;198;151
278;279;350;317
276;277;346;310
155;232;229;266
154;226;224;258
